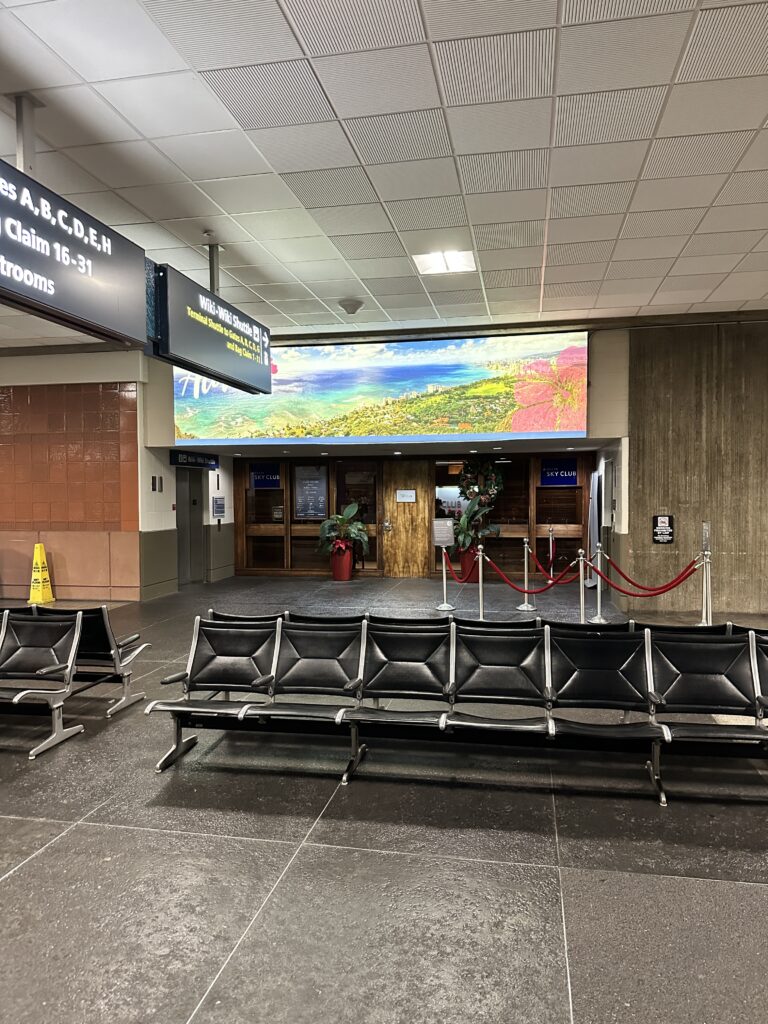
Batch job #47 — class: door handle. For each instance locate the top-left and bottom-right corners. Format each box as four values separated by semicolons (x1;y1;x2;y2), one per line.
383;519;393;532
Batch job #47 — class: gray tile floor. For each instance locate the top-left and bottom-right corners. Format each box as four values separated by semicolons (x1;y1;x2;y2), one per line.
1;576;767;1023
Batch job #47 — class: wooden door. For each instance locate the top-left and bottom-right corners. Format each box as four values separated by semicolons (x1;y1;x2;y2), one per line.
382;460;432;577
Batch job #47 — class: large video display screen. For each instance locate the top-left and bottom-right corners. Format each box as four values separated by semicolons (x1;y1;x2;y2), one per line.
174;331;588;446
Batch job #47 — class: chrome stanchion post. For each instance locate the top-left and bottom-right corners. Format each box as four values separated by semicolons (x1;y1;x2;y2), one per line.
705;549;713;626
548;524;554;569
477;544;485;621
517;536;536;612
698;551;707;627
589;543;608;624
578;548;586;624
436;546;454;612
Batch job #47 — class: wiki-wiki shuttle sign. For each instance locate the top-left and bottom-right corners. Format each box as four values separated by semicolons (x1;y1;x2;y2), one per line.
155;264;272;395
0;157;146;343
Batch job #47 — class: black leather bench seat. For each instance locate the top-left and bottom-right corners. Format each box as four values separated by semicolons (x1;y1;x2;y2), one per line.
554;719;668;740
668;722;768;742
240;702;352;722
344;707;446;727
445;711;550;734
148;698;246;718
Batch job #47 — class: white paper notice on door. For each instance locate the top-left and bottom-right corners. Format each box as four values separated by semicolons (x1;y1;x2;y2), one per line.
396;489;416;502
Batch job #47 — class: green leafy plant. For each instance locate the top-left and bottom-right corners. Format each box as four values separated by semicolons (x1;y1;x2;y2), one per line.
452;495;500;553
318;502;370;555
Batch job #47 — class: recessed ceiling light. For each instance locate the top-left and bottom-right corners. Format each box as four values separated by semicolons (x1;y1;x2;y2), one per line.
413;250;476;275
566;447;575;451
469;449;478;453
320;451;329;455
393;450;402;455
495;458;511;463
492;447;502;451
234;452;242;456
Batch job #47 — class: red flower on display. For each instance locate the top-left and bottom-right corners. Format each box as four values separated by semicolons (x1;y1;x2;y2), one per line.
506;345;587;433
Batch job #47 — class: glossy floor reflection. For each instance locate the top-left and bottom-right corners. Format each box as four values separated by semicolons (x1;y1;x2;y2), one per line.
0;575;767;1024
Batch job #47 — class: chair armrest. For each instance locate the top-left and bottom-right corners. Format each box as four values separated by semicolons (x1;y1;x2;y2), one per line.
118;643;151;668
443;681;456;697
757;695;768;709
648;690;666;706
252;673;274;693
544;686;556;703
343;676;362;693
36;663;70;677
116;633;141;648
161;671;188;686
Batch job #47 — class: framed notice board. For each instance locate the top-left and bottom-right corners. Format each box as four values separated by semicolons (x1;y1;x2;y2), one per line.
294;465;328;520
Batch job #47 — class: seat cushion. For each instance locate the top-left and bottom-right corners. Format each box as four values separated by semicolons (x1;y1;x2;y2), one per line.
669;723;768;742
554;720;667;740
148;699;244;717
344;707;446;727
445;712;550;734
241;703;350;722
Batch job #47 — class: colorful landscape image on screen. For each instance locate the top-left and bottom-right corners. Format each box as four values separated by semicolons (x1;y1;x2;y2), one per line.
173;331;588;445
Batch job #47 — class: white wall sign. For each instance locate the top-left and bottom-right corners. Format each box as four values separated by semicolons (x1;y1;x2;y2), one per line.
396;489;416;503
432;518;455;547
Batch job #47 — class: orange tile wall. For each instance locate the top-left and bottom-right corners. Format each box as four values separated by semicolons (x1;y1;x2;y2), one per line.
0;382;139;531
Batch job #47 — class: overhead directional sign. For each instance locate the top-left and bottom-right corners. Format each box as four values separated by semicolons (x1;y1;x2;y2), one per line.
155;264;271;395
0;157;147;343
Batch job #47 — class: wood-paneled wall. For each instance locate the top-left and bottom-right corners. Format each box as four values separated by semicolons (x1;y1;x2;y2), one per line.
627;322;768;614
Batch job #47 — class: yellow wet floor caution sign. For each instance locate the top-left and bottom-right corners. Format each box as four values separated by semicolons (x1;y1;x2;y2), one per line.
28;543;54;605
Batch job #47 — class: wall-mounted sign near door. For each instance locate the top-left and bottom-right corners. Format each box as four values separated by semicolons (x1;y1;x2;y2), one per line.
0;158;147;343
540;457;578;486
170;450;219;470
652;515;674;544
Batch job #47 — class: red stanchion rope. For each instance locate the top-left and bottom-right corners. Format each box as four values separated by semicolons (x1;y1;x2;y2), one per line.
484;556;580;595
587;559;699;599
443;549;478;585
603;553;698;592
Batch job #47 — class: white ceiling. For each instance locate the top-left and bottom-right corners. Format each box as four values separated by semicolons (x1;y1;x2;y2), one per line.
0;0;767;343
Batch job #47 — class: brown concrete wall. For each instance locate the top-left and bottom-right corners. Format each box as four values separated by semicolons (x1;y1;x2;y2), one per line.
626;322;768;615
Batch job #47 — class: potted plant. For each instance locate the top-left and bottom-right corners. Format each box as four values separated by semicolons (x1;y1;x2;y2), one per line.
318;502;370;582
452;495;500;583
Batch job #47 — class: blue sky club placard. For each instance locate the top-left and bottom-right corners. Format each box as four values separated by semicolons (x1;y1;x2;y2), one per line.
540;457;578;486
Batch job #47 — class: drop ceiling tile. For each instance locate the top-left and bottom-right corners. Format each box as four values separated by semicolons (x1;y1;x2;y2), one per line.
707;271;768;301
589;306;641;317
697;203;768;233
291;313;344;326
422;272;482;292
236;209;324;239
146;247;209;271
314;46;439;118
485;285;541;301
643;131;753;177
237;301;282;318
154;132;270;180
262;237;342;262
550;181;634;217
738;131;768;171
346;257;416;277
458;150;549;193
271;299;333;314
160;216;252;246
638;303;692;315
386;196;467;230
478;246;544;270
310;279;370;297
422;0;558;40
231;264;296;284
564;1;693;25
595;282;659;305
682;230;765;256
671;254;742;276
547;214;624;243
429;289;484;305
544;263;608;282
330;232;406;258
345;109;451;163
716;170;768;206
115;223;187;248
65;141;185;188
0;10;79;92
543;295;596;310
679;3;768;82
434;303;488;317
311;204;392;235
292;260;364;281
198;174;301;214
259;314;298;329
282;166;378;206
544;280;603;297
464;189;548;222
474;221;545;249
754;234;768;252
689;300;746;312
283;0;424;55
558;15;692;93
201;61;333;129
630;175;727;211
337;309;392;324
484;267;542;286
549;141;648;186
117;182;221;220
67;190;150;226
398;227;474;254
489;299;541;314
741;299;768;309
34;152;106;195
184;268;240;289
143;0;302;70
555;87;665;146
386;311;441;324
649;287;713;303
436;30;556;104
367;158;460;200
244;122;356;173
612;235;688;259
621;208;705;236
97;73;236;138
547;240;614;264
362;276;422;294
219;242;283;266
378;293;434;309
735;251;768;272
447;99;551;154
654;272;725;295
217;285;263;303
32;86;140;149
605;257;675;278
656;77;768;136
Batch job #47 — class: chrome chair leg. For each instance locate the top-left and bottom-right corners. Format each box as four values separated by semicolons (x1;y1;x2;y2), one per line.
29;704;85;760
645;740;668;807
106;672;145;718
155;716;198;773
341;722;367;785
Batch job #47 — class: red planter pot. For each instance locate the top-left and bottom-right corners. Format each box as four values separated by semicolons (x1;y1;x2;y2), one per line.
330;546;353;582
459;546;480;584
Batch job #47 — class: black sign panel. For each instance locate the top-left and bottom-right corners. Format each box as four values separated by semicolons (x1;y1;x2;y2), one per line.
294;465;328;520
653;514;674;544
0;158;146;343
170;450;219;470
155;264;271;395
